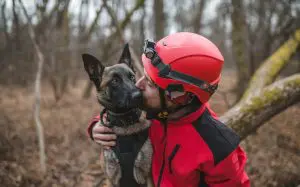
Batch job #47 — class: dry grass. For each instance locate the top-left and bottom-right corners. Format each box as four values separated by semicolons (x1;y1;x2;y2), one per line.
0;71;299;187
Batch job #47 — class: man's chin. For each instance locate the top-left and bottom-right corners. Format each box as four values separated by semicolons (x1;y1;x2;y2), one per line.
139;105;160;113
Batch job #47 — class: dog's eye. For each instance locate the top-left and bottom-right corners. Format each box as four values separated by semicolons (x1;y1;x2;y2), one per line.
111;78;119;85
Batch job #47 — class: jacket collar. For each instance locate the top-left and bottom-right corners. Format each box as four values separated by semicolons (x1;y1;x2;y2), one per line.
166;102;207;125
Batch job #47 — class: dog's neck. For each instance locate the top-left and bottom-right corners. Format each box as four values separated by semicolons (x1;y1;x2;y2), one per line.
102;108;141;127
100;108;150;136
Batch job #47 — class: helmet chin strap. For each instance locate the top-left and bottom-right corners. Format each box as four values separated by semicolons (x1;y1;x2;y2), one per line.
158;87;168;142
156;89;194;120
157;87;169;121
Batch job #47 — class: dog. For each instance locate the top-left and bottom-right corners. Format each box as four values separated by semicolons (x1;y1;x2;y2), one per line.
82;44;153;187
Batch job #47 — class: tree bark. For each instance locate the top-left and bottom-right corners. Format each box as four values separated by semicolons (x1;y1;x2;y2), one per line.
18;0;47;174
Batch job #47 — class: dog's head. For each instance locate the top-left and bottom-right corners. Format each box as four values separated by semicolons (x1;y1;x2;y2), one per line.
82;44;142;113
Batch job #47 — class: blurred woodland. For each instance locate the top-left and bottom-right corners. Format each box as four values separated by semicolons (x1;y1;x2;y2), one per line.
0;0;300;186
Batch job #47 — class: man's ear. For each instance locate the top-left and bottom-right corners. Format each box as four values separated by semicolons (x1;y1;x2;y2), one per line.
118;43;134;71
82;53;105;89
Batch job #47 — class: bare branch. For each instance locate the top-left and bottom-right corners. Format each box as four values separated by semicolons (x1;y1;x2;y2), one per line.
129;46;143;77
1;1;10;44
103;0;124;41
18;0;46;173
120;0;145;30
103;0;145;42
221;74;300;140
85;4;105;41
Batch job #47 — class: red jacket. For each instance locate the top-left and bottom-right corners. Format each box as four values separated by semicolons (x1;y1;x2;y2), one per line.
87;103;250;187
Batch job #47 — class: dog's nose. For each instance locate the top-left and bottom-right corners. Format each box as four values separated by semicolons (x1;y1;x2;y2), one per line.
132;90;142;100
131;90;143;106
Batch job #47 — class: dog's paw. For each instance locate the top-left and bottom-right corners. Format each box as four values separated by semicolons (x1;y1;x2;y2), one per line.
104;150;122;186
134;138;153;184
133;165;147;184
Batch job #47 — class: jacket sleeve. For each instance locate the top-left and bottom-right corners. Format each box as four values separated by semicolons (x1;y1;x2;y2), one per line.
87;115;100;141
201;146;250;187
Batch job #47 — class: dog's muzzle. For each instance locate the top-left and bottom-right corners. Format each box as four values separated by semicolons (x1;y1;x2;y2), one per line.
131;90;143;107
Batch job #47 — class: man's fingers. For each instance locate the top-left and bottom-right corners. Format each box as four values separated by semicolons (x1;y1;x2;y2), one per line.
93;133;117;141
103;146;111;150
94;140;116;147
93;125;113;133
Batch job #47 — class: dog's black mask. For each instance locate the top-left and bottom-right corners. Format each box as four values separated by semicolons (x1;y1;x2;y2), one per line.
82;44;143;113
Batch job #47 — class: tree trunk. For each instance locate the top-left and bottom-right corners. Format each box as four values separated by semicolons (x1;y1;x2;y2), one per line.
154;0;165;41
12;0;20;50
220;29;300;140
139;2;146;54
221;74;300;140
18;0;47;174
1;1;10;47
50;0;71;102
241;29;300;101
230;0;250;99
191;0;206;33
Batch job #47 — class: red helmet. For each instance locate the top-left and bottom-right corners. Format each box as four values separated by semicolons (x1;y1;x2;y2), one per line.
142;32;224;104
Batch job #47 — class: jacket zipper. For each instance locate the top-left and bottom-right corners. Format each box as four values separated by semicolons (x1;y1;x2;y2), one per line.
157;140;167;187
168;144;180;174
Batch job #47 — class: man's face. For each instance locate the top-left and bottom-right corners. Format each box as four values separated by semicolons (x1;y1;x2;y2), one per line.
135;69;161;111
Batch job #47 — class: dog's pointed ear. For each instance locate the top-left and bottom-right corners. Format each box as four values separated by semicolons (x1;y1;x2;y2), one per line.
118;43;134;70
82;53;105;89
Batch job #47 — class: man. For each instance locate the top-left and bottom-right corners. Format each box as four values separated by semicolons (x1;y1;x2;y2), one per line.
87;32;250;187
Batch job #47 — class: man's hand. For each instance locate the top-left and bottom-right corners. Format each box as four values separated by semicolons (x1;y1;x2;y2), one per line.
92;121;117;149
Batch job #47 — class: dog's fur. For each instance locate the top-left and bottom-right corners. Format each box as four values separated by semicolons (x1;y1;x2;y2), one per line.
82;44;153;187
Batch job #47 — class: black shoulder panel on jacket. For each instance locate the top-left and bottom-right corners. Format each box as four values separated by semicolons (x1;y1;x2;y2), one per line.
192;109;240;165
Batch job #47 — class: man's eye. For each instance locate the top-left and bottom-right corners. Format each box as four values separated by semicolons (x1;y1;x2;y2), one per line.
130;75;136;82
